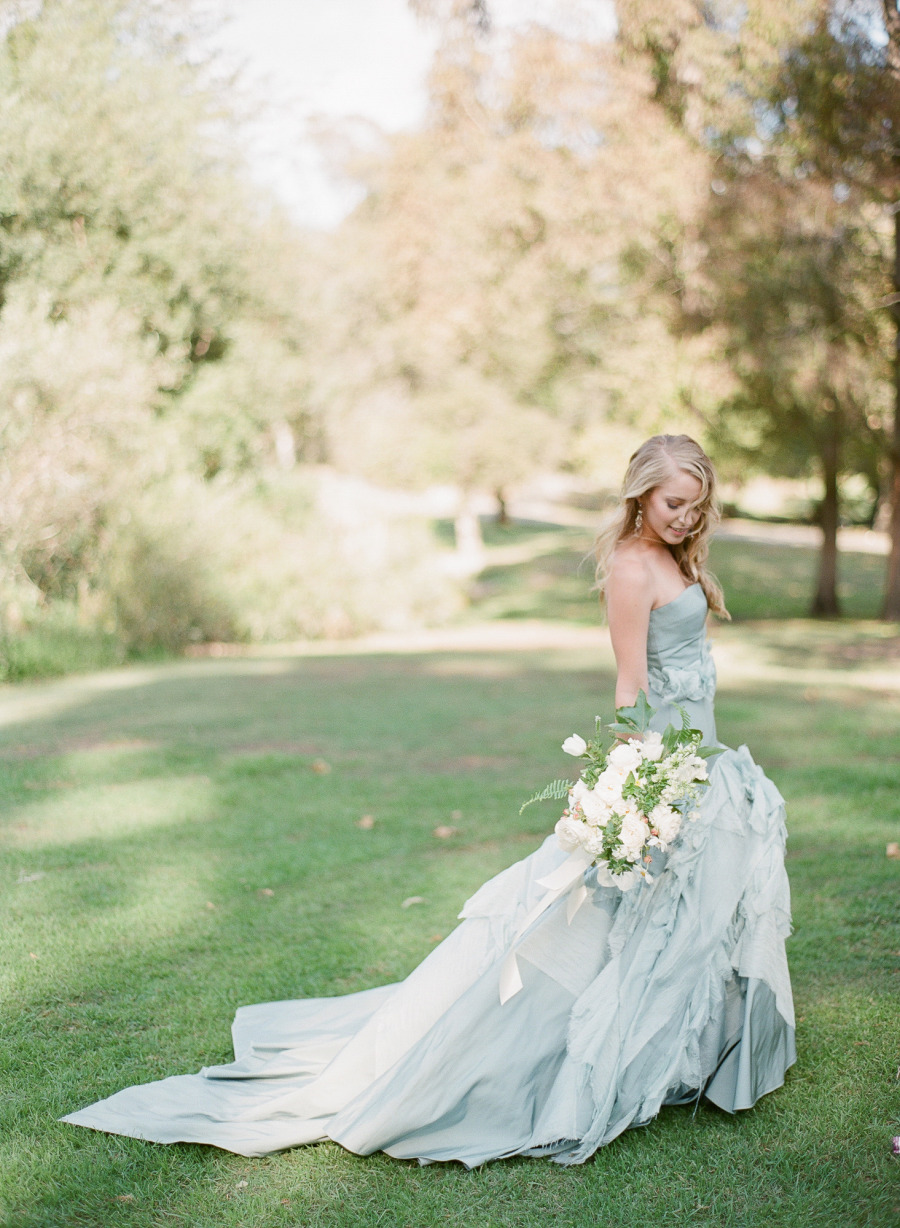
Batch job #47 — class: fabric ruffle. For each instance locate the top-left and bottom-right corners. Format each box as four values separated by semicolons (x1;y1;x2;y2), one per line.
648;639;717;704
61;742;795;1167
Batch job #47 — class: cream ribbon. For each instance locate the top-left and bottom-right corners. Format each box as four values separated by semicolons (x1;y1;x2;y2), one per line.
498;847;594;1005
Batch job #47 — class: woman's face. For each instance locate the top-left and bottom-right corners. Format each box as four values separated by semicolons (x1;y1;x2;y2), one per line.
640;469;703;547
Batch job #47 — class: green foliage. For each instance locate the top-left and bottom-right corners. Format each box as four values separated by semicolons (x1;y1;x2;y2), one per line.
2;0;895;666
0;0;458;659
606;688;654;736
0;603;124;682
518;777;572;814
613;0;897;614
314;21;705;505
100;471;462;651
102;490;239;652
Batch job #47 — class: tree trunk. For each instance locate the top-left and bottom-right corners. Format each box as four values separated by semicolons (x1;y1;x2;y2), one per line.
273;421;296;470
811;413;841;617
882;202;900;619
495;487;510;527
454;490;485;575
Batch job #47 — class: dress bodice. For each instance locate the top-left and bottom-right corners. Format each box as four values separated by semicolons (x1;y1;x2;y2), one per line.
646;583;717;746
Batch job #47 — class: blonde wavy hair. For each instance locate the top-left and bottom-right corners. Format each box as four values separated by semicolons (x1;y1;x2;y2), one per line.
593;434;729;619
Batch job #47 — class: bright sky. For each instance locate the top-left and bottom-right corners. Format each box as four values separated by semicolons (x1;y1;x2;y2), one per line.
210;0;615;228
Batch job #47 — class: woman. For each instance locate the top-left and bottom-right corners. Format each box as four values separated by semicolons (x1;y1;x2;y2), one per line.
62;434;795;1166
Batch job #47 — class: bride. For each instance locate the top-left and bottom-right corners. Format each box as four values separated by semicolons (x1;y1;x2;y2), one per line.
62;434;795;1167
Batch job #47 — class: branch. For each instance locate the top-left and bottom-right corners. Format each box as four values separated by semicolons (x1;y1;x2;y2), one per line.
883;0;900;76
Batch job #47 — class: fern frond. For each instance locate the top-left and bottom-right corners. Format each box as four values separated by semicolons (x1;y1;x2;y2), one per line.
519;778;573;815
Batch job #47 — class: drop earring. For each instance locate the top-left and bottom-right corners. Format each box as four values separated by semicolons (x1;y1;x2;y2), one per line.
634;505;643;536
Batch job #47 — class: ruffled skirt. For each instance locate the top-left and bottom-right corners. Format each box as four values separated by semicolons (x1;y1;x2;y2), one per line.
61;745;795;1167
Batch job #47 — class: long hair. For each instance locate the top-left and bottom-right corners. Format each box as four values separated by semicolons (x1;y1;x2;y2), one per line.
593;434;729;619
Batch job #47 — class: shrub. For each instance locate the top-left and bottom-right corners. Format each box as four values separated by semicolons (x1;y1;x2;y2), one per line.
97;468;462;653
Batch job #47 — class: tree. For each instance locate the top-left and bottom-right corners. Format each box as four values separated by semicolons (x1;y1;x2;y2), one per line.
614;0;898;615
314;11;707;563
0;0;318;632
757;1;900;616
699;175;889;614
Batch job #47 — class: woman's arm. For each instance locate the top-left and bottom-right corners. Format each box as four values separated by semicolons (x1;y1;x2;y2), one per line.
606;554;655;712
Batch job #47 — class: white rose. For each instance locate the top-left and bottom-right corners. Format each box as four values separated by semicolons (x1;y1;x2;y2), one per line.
607;740;643;774
648;802;682;844
579;789;611;827
618;812;650;860
570;779;589;806
562;734;587;756
555;815;585;852
641;731;665;761
593;768;625;805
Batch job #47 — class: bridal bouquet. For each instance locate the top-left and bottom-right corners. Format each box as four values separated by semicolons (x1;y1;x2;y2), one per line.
521;691;715;891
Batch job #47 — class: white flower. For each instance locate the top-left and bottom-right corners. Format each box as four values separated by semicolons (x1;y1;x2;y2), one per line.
619;796;642;822
570;779;589;805
607;740;643;774
689;755;708;781
618;812;651;860
593;768;625;806
641;731;665;761
579;788;612;828
595;863;640;892
648;802;682;844
594;863;617;889
614;867;640;892
583;827;607;858
555;815;585;852
664;756;705;790
562;734;587;756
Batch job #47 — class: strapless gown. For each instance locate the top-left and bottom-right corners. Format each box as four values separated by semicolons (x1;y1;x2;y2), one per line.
62;584;796;1166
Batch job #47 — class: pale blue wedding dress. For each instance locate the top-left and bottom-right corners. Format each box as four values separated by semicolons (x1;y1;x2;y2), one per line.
62;584;795;1165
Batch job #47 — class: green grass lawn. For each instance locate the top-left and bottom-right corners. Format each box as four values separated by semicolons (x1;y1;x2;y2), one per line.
1;616;898;1226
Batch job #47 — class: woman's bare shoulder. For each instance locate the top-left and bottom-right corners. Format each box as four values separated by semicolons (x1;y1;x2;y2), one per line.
607;544;655;604
608;542;653;584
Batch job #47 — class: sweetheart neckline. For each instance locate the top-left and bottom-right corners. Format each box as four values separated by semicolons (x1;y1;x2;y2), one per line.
650;582;702;614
